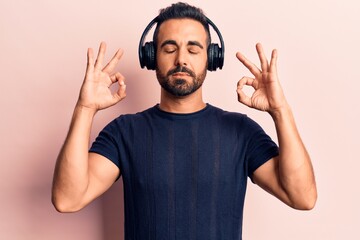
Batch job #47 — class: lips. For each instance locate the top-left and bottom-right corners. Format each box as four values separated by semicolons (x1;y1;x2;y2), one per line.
172;72;190;77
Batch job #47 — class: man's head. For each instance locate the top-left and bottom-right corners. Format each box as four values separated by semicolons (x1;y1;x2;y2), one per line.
153;2;211;49
154;2;209;97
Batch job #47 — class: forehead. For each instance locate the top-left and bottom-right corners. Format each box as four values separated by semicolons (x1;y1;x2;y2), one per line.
157;18;207;45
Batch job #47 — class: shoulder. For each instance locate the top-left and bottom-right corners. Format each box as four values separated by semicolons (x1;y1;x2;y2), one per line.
99;106;157;136
208;105;264;134
209;105;251;124
111;106;156;123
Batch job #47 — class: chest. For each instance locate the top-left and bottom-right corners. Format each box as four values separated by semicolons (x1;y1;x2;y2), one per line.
120;120;247;197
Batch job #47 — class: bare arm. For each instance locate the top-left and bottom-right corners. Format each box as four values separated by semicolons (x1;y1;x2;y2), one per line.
236;43;317;210
52;42;126;212
253;106;317;210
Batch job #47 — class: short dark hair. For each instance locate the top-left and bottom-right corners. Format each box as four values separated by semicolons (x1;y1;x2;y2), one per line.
153;2;211;48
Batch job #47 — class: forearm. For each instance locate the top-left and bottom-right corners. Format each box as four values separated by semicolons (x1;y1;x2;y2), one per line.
271;104;317;209
52;104;97;212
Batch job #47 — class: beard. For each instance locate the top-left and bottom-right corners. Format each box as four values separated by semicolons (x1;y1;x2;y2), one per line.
156;65;207;97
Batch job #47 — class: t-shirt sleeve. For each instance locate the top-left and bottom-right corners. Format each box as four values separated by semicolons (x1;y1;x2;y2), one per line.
244;116;279;182
89;118;121;171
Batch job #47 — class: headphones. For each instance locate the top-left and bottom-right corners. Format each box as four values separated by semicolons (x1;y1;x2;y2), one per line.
138;16;225;71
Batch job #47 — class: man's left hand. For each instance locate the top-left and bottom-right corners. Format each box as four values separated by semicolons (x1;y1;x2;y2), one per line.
236;43;288;115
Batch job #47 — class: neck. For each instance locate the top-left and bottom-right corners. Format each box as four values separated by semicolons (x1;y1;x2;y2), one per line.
159;87;206;114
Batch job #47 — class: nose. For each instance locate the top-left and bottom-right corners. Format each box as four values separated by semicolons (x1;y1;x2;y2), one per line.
175;48;188;66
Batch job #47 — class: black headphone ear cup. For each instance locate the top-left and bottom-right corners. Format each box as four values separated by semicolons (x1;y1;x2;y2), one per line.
208;43;221;71
207;44;214;71
213;43;220;71
143;42;156;70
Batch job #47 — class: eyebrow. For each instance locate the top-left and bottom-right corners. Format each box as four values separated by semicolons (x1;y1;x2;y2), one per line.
188;41;204;49
160;40;177;48
160;40;204;49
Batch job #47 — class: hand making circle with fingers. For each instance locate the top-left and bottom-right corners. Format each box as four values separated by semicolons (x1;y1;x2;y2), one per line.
236;43;287;114
77;42;127;112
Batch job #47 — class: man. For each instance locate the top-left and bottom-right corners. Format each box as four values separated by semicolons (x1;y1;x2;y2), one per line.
52;2;317;239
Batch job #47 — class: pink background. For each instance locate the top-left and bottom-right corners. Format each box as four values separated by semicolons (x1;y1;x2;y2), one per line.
1;0;359;239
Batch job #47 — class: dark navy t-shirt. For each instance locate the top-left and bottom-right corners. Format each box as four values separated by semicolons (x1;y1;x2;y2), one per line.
90;104;279;240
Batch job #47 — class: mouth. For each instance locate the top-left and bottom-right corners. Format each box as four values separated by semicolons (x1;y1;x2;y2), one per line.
172;72;190;77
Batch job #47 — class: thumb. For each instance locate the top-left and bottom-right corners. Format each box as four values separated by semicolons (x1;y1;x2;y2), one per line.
112;72;127;102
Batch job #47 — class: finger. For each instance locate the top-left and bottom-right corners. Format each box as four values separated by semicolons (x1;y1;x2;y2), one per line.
86;48;94;71
237;76;258;90
112;73;127;103
103;49;124;74
117;75;127;100
256;43;269;72
236;77;254;107
110;72;124;83
94;41;107;70
269;48;278;74
236;52;261;77
237;87;252;107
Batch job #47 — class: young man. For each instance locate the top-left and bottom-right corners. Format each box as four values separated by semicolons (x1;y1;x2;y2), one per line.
52;2;317;239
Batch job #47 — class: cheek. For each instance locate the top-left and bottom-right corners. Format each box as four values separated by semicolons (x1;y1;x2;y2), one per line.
156;54;172;73
193;54;208;73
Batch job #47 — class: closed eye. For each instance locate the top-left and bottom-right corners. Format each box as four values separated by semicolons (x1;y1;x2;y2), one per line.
164;48;176;54
160;40;178;54
188;47;200;54
187;41;203;54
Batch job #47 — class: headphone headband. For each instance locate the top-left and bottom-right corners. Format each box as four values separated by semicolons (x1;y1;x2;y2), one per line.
139;16;225;71
205;17;225;69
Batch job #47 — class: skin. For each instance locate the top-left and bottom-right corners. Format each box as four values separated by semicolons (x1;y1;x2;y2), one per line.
156;19;209;113
52;18;317;212
51;43;125;212
236;45;317;209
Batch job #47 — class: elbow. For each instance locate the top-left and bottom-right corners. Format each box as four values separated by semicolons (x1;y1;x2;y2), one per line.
52;203;74;214
304;192;318;210
51;194;84;213
292;188;318;211
294;198;317;210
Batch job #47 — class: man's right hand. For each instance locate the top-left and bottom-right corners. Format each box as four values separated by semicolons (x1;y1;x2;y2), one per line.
77;42;126;113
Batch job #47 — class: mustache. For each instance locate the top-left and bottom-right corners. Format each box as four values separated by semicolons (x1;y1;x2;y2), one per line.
167;66;196;78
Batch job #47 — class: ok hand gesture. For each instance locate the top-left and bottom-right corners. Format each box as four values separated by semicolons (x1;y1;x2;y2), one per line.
236;43;288;115
77;42;126;112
